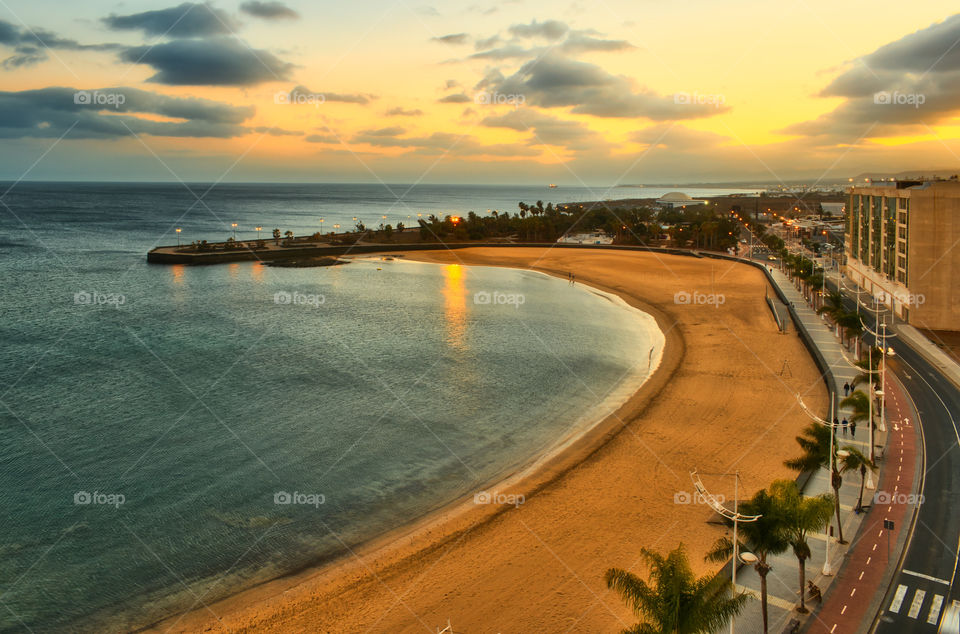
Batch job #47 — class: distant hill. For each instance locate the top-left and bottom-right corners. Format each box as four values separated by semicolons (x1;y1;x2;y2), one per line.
850;169;960;181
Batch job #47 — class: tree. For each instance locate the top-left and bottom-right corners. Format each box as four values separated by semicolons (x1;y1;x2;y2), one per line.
851;346;882;388
284;230;294;241
839;446;876;512
272;228;281;245
606;543;747;634
707;489;790;633
769;480;833;613
840;391;871;426
784;422;846;544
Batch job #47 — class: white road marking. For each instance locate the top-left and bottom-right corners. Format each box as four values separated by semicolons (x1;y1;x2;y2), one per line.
902;569;950;585
927;594;944;624
908;589;926;619
890;584;908;613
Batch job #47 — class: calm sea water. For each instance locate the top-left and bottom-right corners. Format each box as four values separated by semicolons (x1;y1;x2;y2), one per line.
0;183;675;631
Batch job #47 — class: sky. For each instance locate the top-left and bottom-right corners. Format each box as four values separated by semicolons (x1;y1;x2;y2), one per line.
1;0;960;185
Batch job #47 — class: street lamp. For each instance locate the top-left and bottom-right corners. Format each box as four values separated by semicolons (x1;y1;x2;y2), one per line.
175;227;182;247
691;470;761;634
255;226;262;240
231;222;237;240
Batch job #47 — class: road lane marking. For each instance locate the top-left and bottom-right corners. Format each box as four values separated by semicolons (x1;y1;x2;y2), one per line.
890;584;908;613
928;594;944;624
902;569;950;585
908;589;926;619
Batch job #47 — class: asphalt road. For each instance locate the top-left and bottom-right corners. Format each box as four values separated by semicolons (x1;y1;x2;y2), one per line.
827;276;960;632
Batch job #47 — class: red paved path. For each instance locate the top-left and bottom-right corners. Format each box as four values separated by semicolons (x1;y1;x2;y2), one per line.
808;371;919;633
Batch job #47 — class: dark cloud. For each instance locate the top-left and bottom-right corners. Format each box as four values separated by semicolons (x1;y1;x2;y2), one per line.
468;45;531;61
481;109;603;150
385;106;423;116
252;126;302;136
508;19;568;41
560;32;634;54
478;54;728;119
432;33;468;45
103;3;238;37
0;19;122;69
786;14;960;139
0;86;255;139
122;37;294;85
239;1;300;20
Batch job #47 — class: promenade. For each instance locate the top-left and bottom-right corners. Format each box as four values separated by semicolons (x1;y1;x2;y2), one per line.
725;263;920;634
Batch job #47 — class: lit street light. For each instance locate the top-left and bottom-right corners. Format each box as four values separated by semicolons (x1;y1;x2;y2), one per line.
175;227;182;246
231;222;237;240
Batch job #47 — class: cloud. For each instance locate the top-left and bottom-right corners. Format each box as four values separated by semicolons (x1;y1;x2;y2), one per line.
351;130;540;157
508;19;569;41
438;93;471;103
103;3;238;37
432;33;468;45
0;19;122;69
385;106;423;116
468;45;531;61
478;54;729;119
122;38;294;85
361;126;406;136
0;86;255;139
560;32;634;54
629;124;729;150
784;14;960;140
480;109;603;150
286;85;375;104
240;1;300;20
475;35;501;51
252;126;302;136
305;133;340;143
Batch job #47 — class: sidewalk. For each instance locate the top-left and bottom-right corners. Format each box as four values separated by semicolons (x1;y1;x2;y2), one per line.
723;265;895;633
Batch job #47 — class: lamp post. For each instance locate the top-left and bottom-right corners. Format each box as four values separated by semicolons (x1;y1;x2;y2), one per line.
175;227;182;247
824;396;838;575
255;226;262;241
691;470;761;634
231;222;237;241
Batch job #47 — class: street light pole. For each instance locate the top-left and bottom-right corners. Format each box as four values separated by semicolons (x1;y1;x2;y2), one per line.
824;396;836;575
231;222;237;241
175;227;181;247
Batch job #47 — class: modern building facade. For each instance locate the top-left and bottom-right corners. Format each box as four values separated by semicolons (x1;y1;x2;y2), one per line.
846;180;960;331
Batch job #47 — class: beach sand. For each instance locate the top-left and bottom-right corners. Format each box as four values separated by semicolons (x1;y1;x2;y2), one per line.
155;248;827;633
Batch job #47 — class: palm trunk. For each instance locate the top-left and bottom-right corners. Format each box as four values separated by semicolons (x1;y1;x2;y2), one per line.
833;478;846;543
857;471;866;512
758;562;770;633
797;555;808;613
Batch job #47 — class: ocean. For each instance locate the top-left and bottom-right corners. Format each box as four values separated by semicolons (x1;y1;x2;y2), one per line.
0;182;712;631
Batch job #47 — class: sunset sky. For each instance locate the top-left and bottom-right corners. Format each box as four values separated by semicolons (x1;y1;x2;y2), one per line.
1;0;959;184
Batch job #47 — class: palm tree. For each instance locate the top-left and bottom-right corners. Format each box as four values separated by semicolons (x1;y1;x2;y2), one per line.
769;480;833;613
851;346;882;388
606;543;746;634
840;391;872;426
272;228;281;245
784;422;846;544
840;447;876;512
707;489;790;633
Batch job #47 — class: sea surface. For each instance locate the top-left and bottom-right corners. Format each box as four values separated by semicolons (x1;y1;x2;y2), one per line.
0;182;684;631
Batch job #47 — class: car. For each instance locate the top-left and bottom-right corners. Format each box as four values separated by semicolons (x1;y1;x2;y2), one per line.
768;255;777;261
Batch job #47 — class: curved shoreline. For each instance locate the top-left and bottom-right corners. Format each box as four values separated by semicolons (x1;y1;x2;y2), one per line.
152;247;824;633
147;256;682;634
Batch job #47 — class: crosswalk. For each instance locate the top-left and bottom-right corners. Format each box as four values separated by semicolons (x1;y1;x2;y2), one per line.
888;582;951;627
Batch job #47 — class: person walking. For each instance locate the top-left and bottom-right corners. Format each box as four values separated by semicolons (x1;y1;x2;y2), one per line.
843;382;850;396
849;420;856;439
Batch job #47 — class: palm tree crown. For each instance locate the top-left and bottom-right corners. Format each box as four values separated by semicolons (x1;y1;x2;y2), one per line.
606;543;747;634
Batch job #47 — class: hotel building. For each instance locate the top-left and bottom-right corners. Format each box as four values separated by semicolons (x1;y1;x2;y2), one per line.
845;180;960;331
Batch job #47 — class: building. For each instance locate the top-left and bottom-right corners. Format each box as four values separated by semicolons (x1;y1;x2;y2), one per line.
846;180;960;330
557;231;613;245
656;192;707;208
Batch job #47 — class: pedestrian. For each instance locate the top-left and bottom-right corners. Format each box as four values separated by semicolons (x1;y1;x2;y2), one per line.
571;273;575;285
850;420;856;439
843;382;850;396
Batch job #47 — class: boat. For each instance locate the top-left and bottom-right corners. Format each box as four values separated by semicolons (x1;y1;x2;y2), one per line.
548;184;558;189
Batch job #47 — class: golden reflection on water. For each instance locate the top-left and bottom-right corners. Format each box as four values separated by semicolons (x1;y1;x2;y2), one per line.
250;262;264;282
228;262;240;279
442;264;468;351
170;264;185;285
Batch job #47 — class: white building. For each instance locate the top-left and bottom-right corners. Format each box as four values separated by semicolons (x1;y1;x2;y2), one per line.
657;192;708;208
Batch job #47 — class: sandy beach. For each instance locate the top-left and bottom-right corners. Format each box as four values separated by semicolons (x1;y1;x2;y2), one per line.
154;247;828;633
